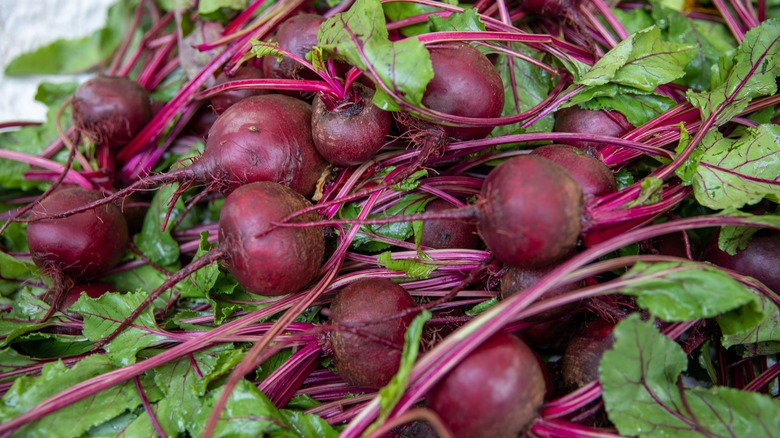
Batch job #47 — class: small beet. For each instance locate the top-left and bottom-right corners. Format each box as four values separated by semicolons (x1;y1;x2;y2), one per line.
210;66;271;114
72;76;152;148
311;83;392;166
702;229;780;293
59;282;115;310
478;155;583;268
262;14;325;82
427;332;546;438
553;106;633;151
421;43;504;140
530;144;616;198
27;188;129;280
328;278;416;388
500;262;584;320
419;199;480;250
561;320;615;389
219;182;324;296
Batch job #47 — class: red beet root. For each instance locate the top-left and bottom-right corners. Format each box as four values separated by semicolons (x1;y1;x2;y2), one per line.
553;106;633;152
72;76;152;149
477;155;583;268
328;278;416;388
420;199;480;250
210;65;271;114
311;83;392;166
421;43;504;140
427;332;546;438
27;188;129;280
531;144;616;198
561;320;615;389
59;282;115;310
702;230;780;293
262;14;325;82
219;182;324;296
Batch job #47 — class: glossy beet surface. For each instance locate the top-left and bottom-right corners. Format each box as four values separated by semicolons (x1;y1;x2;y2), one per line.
311;83;392;166
553;106;632;151
703;230;780;293
421;43;504;140
478;155;583;268
329;278;416;389
72;76;152;148
27;188;129;279
219;182;324;296
202;94;328;197
262;14;325;81
427;332;546;438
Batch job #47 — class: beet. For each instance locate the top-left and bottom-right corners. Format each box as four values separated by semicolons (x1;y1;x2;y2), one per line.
553;106;633;151
311;83;392;166
218;182;324;296
421;43;504;140
500;262;584;320
328;278;416;388
427;332;546;438
27;188;129;280
202;94;328;196
478;155;583;268
561;320;615;389
530;144;616;198
520;0;571;15
210;66;271;114
419;199;480;250
59;282;115;310
702;229;780;293
72;76;152;148
262;14;325;82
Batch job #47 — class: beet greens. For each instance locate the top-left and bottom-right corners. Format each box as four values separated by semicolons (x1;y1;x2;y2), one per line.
1;1;779;437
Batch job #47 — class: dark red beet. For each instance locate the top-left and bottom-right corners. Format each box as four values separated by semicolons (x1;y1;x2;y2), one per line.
262;14;325;82
478;155;583;268
420;199;480;249
553;106;633;151
421;43;504;140
185;107;218;139
702;230;780;293
561;320;615;389
27;188;129;280
329;278;416;388
218;182;324;296
210;66;271;114
72;76;152;149
531;144;616;198
500;262;584;320
427;332;546;438
202;94;328;197
59;282;115;310
311;83;392;166
522;314;581;350
520;0;578;16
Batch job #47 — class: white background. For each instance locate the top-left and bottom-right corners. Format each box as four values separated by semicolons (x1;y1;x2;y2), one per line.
0;0;115;122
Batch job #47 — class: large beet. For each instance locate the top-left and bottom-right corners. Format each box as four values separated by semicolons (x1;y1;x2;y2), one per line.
328;278;416;388
218;182;324;296
478;155;583;268
427;332;546;438
27;188;129;279
421;43;504;140
202;94;328;197
72;76;152;148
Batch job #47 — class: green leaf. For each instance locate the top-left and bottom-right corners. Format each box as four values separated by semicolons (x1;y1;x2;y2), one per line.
134;183;185;266
688;125;780;210
601;315;780;437
198;0;247;21
686;19;780;124
579;26;695;92
250;40;285;62
382;1;439;37
318;0;433;108
465;297;498;316
377;251;438;279
72;291;170;366
343;193;431;252
619;261;763;325
717;218;759;256
5;1;131;75
720;292;780;354
0;355;141;438
573;89;675;128
370;310;431;431
0;251;39;285
429;8;486;32
180;233;220;299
